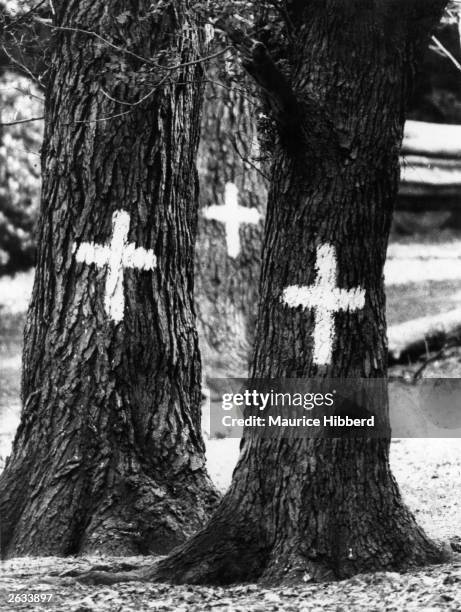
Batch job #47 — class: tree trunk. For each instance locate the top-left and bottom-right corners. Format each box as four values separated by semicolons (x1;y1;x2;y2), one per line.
142;0;451;585
195;49;267;389
0;0;218;558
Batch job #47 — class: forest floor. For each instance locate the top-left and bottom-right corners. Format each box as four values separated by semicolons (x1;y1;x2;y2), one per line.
1;244;461;610
0;438;460;611
0;552;460;611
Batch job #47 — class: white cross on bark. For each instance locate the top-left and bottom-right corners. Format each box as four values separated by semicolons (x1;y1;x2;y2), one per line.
202;182;262;258
282;244;366;365
73;210;157;323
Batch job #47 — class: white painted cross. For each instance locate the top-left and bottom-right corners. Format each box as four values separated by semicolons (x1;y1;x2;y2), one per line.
282;244;366;365
202;182;262;259
73;210;157;323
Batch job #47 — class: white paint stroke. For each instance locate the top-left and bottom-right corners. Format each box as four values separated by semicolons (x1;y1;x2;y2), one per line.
203;182;262;258
74;210;157;323
282;244;366;365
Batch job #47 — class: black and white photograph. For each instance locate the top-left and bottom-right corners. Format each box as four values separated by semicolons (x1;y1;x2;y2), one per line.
0;1;461;610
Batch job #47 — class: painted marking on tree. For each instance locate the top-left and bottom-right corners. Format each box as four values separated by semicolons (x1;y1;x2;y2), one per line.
282;244;366;365
202;182;262;258
73;210;157;323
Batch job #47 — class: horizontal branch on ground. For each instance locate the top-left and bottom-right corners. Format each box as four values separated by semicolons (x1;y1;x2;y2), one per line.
388;308;461;363
403;121;461;159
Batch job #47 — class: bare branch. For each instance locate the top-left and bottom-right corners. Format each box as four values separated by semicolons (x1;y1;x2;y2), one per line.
35;19;233;74
11;86;44;103
229;133;271;182
1;42;43;85
0;115;44;126
431;34;461;71
165;45;233;73
2;0;48;31
98;74;169;108
34;19;160;67
214;17;300;128
412;340;458;381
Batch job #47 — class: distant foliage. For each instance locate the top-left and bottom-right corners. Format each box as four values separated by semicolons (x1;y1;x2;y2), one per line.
0;72;42;275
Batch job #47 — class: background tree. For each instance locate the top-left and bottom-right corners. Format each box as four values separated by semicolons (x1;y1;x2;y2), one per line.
195;37;267;388
137;0;453;585
0;75;42;274
0;0;219;557
0;0;48;274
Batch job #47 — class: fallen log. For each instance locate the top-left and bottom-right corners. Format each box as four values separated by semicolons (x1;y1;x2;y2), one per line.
402;120;461;159
399;121;461;203
400;155;461;199
385;241;461;285
387;241;461;259
388;308;461;364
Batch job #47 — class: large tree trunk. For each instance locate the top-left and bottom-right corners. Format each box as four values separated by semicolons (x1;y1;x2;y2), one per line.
195;49;267;389
0;0;218;558
140;0;451;585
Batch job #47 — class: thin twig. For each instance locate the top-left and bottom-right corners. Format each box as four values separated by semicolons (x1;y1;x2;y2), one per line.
164;45;234;72
69;109;132;124
0;116;44;126
1;43;42;85
36;20;233;74
412;341;458;382
0;86;44;102
40;22;160;66
98;74;169;109
204;77;258;106
7;145;41;156
12;87;44;102
2;0;48;31
229;134;270;182
431;35;461;73
99;88;134;107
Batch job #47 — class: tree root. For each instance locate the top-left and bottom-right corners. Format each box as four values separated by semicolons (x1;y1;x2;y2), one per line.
72;524;453;586
76;569;149;586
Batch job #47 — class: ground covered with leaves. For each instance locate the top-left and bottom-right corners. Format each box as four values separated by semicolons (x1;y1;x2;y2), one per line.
0;554;460;611
0;438;460;611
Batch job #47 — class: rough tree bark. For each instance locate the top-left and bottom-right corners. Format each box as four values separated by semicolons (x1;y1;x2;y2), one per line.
135;0;452;585
195;46;267;387
0;0;218;557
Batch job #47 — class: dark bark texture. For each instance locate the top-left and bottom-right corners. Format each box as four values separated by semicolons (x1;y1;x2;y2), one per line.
0;0;218;557
195;51;267;387
141;0;452;585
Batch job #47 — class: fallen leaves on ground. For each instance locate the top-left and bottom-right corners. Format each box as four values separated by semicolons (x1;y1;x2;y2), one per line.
0;555;460;611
